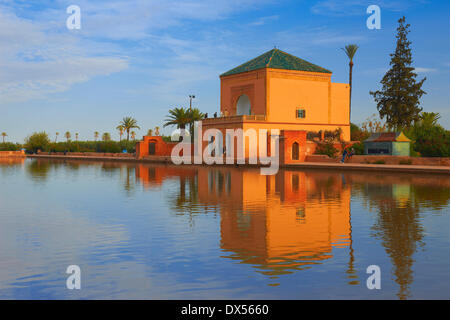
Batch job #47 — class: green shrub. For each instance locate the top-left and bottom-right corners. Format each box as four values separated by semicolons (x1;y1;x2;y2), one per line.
315;140;339;158
352;142;365;155
404;112;450;157
0;142;22;151
46;140;137;154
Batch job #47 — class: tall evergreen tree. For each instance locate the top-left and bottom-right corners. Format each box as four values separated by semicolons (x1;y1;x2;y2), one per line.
370;17;426;130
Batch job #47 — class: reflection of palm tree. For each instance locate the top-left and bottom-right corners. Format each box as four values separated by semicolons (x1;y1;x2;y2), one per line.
346;206;359;285
122;166;136;196
167;173;200;227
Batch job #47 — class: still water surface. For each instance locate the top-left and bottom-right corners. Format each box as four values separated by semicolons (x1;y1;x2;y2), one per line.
0;158;449;299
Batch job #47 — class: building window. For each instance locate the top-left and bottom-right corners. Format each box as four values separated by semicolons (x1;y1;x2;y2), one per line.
296;109;306;118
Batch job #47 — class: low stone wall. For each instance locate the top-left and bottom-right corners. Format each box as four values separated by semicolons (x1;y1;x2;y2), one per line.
36;151;135;158
0;150;26;157
305;154;450;166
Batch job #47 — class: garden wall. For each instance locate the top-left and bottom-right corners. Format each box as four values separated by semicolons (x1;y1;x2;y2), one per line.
305;154;450;166
0;150;26;157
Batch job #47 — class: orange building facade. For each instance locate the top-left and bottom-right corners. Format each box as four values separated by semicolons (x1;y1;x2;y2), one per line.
137;49;350;164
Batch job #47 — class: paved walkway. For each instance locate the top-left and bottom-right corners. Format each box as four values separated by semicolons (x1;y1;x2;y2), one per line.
27;155;450;174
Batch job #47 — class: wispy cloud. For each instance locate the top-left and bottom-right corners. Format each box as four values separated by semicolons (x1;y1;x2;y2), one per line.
0;7;128;103
249;15;279;26
0;0;271;103
414;67;437;74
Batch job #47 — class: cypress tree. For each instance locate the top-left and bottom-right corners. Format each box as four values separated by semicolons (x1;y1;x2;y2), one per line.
370;16;426;130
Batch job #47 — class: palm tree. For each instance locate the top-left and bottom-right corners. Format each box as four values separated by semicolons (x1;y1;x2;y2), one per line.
116;126;124;141
102;132;111;141
418;112;441;127
188;108;205;136
55;132;59;142
163;107;191;130
131;131;136;140
342;44;359;123
1;132;7;143
65;131;71;142
117;117;140;141
94;131;99;141
75;133;79;141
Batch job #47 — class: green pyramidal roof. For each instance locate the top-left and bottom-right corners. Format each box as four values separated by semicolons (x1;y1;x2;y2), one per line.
220;49;332;77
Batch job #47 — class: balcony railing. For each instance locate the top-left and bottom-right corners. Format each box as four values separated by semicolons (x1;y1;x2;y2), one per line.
202;114;266;123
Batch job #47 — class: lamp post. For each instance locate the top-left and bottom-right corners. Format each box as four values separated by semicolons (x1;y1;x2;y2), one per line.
189;95;195;111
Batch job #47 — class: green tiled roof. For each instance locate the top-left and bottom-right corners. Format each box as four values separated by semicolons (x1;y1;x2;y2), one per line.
220;49;332;77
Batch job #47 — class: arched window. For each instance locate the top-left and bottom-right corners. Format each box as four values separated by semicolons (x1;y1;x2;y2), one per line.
236;94;251;116
292;142;299;160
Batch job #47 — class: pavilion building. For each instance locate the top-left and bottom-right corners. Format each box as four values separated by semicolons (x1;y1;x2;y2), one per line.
201;48;350;163
137;49;350;164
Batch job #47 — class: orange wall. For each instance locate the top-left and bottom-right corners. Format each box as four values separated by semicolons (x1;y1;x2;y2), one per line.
220;69;267;116
267;69;331;123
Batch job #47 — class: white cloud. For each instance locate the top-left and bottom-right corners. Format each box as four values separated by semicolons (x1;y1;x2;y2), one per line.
249;15;279;26
0;7;129;103
414;67;437;74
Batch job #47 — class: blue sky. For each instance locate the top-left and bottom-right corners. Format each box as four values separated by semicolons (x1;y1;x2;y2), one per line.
1;0;449;142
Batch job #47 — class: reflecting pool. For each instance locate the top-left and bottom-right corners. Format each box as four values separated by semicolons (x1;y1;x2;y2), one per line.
0;158;449;299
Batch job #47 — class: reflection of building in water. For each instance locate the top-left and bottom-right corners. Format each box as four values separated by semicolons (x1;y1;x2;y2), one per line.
0;157;25;166
135;165;352;277
197;168;351;276
135;165;354;280
135;164;197;189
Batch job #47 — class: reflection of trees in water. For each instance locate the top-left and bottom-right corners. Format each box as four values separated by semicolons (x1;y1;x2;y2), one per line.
411;184;450;210
356;178;437;300
307;174;342;202
26;160;51;182
346;173;450;299
372;198;424;300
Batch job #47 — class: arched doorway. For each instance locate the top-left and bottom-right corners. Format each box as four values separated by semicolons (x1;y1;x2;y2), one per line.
236;94;251;116
149;141;156;155
292;142;299;160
